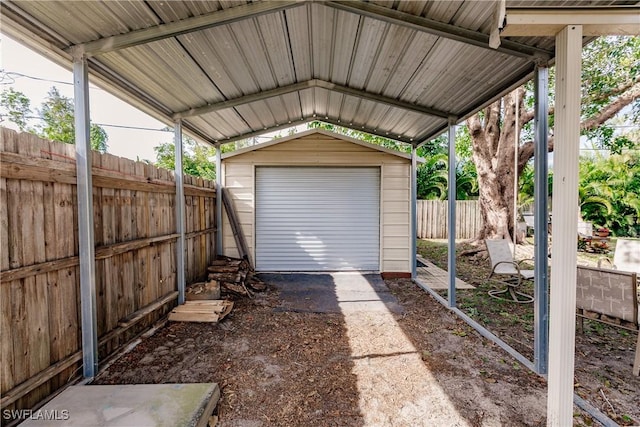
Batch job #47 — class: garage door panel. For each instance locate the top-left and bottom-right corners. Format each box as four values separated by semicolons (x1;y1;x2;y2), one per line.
256;167;380;271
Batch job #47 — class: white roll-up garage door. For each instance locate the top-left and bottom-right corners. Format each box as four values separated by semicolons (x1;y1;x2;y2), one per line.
256;167;380;271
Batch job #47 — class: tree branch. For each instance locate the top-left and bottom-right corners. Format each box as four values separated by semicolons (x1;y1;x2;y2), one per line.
517;137;555;172
581;81;640;132
516;81;639;171
585;74;640;104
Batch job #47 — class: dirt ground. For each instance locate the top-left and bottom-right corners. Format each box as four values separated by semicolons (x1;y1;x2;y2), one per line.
96;273;562;427
93;240;639;426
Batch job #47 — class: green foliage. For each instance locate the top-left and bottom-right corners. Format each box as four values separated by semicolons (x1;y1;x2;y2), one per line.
417;153;448;200
579;152;640;237
518;164;553;208
453;125;474;161
154;134;217;180
0;87;32;131
39;87;76;144
455;160;478;200
580;36;640;153
308;121;410;152
0;86;109;153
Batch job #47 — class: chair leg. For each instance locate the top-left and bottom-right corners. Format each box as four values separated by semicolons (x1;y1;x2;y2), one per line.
577;310;584;334
488;284;533;303
488;287;510;300
508;286;534;304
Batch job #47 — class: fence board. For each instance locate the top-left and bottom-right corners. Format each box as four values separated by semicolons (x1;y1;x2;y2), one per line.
416;200;483;239
0;128;217;418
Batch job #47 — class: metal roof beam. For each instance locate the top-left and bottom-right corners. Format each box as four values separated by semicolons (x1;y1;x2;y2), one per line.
416;123;449;148
214;118;313;145
314;80;452;119
174;80;317;119
314;117;414;145
71;1;303;56
502;8;640;36
213;115;416;147
174;79;453;120
323;1;552;60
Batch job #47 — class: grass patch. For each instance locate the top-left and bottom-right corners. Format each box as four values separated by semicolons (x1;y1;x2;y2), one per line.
417;239;536;357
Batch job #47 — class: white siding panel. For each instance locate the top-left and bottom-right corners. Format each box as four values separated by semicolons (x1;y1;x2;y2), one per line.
256;167;380;271
381;162;411;273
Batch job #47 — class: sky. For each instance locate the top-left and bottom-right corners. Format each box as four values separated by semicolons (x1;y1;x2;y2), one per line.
1;34;172;162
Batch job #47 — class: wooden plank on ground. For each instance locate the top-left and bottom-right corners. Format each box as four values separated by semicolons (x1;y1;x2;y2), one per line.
168;300;233;323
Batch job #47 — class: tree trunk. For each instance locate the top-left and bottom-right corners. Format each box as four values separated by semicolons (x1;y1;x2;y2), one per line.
466;72;639;243
467;89;524;242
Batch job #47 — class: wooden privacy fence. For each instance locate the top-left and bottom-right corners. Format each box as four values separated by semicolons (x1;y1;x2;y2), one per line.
0;128;216;420
417;199;482;239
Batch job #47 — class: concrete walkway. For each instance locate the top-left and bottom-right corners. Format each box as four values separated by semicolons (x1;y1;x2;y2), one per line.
262;272;473;426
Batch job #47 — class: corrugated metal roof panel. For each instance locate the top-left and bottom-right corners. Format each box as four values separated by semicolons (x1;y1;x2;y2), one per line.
452;1;495;32
255;13;297;86
299;88;316;117
147;1;226;23
310;3;337;82
330;12;361;85
425;1;465;23
190;26;260;96
229;20;279;91
3;0;636;146
15;1;160;43
284;6;313;81
100;41;220;111
347;16;389;90
177;31;243;100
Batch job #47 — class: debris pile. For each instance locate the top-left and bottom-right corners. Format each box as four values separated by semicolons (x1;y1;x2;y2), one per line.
169;257;265;323
168;300;233;323
207;256;267;299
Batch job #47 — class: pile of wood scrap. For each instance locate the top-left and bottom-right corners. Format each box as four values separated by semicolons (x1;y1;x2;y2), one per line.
186;280;221;300
208;256;267;298
168;300;233;323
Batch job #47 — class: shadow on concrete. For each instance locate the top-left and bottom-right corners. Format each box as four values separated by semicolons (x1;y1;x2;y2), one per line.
263;272;404;314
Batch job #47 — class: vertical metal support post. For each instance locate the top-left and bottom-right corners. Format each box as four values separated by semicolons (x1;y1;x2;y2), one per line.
73;55;98;378
534;65;550;375
547;25;582;427
447;118;457;308
174;121;186;305
410;146;418;279
215;145;223;258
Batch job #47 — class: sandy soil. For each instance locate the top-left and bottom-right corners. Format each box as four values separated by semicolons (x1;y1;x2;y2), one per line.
94;276;560;426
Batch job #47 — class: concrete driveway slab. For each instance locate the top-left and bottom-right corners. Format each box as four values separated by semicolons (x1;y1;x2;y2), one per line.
261;272;405;314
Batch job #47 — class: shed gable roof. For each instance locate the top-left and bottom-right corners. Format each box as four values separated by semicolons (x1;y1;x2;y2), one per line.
221;129;414;161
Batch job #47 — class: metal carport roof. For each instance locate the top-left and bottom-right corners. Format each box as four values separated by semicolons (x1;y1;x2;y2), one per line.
2;2;639;426
2;0;636;147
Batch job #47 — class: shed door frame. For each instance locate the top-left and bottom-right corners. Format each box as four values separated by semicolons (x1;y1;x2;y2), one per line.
254;165;382;272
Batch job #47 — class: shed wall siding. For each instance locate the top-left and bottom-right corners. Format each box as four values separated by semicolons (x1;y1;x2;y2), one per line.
222;134;411;273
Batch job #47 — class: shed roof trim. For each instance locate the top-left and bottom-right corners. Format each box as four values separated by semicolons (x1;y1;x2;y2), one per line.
221;128;418;161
